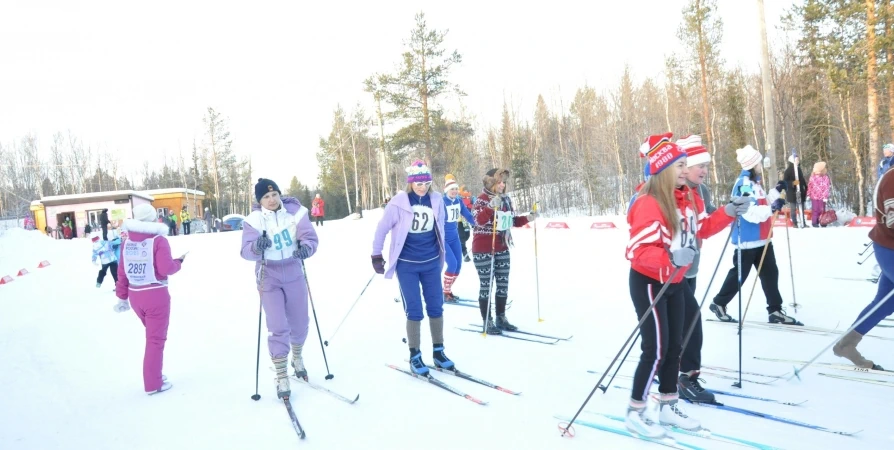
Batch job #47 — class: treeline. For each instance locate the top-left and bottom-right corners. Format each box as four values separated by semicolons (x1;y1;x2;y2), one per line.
316;1;894;218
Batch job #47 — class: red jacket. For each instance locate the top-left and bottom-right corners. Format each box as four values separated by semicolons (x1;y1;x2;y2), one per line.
471;190;530;253
311;198;325;217
626;186;733;283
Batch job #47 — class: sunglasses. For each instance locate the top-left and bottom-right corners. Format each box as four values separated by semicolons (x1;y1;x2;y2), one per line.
413;181;432;187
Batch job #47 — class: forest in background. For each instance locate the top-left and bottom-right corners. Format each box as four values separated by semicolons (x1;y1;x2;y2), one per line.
3;0;894;221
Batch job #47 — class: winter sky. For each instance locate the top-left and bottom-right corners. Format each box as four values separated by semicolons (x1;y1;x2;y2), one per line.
0;0;796;195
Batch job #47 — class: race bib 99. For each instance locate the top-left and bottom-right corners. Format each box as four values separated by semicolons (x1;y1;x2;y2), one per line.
410;204;436;233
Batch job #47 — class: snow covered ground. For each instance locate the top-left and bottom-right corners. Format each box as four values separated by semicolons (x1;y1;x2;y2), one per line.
1;209;892;449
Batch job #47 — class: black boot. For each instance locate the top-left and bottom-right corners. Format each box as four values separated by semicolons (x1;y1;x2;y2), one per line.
495;314;518;332
483;318;502;335
677;372;715;403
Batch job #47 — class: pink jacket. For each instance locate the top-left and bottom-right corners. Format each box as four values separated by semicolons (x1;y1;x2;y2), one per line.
116;219;182;299
807;174;831;201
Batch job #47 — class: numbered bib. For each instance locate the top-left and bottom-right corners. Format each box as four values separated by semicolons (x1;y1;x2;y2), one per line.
445;203;461;223
265;217;298;259
495;211;513;231
123;237;160;286
410;204;435;234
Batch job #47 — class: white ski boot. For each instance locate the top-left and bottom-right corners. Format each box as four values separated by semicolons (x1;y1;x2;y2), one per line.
625;402;666;438
291;343;307;380
273;355;291;399
147;381;172;395
659;393;701;431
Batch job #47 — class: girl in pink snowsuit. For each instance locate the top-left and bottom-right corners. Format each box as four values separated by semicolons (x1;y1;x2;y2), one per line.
241;178;319;399
114;203;183;395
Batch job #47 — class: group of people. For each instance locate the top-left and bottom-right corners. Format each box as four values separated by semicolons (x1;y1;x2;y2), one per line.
783;155;833;228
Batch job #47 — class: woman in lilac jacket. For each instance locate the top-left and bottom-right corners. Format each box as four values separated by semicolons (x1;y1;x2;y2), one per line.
372;159;455;376
114;203;183;395
241;178;319;399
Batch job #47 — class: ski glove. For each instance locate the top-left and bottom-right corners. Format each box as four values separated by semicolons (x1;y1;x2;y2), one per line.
253;235;272;254
527;211;538;221
670;247;697;268
488;195;503;210
372;255;385;274
292;243;312;260
113;300;131;313
724;197;751;217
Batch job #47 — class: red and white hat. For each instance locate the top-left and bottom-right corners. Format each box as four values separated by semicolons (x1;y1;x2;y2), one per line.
677;135;710;167
639;132;686;176
736;145;762;170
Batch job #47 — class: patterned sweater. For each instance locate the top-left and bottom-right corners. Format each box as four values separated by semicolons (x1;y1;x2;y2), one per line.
471;189;530;254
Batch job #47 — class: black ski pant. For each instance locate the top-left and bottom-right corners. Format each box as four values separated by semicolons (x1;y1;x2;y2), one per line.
629;269;685;402
712;243;784;314
183;221;190;235
102;224;108;241
474;250;511;320
97;262;119;285
680;277;702;373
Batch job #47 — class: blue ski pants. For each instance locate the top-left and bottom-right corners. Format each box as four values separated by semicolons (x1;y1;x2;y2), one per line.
444;236;463;275
396;258;444;321
854;243;894;335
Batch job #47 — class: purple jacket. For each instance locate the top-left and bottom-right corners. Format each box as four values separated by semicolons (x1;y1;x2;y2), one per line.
240;197;319;264
372;190;446;279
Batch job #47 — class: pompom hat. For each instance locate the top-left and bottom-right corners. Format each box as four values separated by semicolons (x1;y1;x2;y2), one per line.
406;159;432;184
677;134;710;167
639;132;687;176
736;145;763;170
444;174;458;191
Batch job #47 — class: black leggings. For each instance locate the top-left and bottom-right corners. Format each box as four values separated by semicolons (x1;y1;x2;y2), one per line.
680;277;702;373
712;243;783;314
474;250;511;319
629;269;685;401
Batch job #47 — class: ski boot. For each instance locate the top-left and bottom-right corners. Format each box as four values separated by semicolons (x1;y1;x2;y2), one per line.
677;372;715;404
409;348;429;376
291;343;307;381
443;292;459;303
495;314;518;332
273;356;291;399
96;283;101;288
658;393;701;431
625;401;665;438
482;318;502;335
833;330;879;369
432;344;455;371
769;309;803;326
709;303;737;322
147;381;173;396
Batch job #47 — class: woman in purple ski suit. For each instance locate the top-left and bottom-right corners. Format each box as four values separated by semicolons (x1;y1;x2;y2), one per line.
372;159;456;377
114;203;183;395
241;178;319;399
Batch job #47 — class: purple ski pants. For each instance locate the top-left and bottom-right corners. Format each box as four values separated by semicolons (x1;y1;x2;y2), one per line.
257;259;310;358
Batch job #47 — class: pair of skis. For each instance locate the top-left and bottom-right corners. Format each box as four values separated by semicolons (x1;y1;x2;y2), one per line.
386;362;520;405
266;369;360;441
456;322;572;345
441;296;513;310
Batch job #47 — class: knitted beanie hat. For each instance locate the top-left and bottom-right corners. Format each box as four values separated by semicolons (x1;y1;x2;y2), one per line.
133;204;157;223
444;174;458;191
640;132;686;176
254;178;281;202
677;135;710;167
406;159;432;183
736;145;763;170
813;161;826;174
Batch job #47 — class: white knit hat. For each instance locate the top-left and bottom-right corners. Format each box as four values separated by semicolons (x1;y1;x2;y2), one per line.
736;145;762;170
133;204;157;223
444;174;458;191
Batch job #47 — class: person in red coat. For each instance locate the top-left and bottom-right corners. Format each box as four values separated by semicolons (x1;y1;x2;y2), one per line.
311;193;325;226
470;168;537;334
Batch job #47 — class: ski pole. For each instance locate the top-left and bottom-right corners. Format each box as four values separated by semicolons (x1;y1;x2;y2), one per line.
679;227;733;358
783;209;799;310
859;243;873;256
299;256;335;380
734;218;744;389
533;201;543;322
559;266;682;437
742;225;775;322
324;273;375;347
598;334;638;393
789;285;894;380
483;198;499;337
858;250;875;265
251;231;267;401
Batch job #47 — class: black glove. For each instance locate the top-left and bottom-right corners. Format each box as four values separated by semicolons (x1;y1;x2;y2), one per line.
253;234;272;254
292;243;312;260
372;255;385;274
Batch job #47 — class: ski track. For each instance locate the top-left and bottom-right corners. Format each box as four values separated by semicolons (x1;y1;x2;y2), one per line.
0;214;891;449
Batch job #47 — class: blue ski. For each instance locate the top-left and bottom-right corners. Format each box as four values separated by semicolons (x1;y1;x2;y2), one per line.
586;412;783;450
609;384;806;407
685;399;861;436
553;415;704;449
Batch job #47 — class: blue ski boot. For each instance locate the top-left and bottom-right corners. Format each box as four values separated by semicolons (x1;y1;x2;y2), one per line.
409;348;429;376
432;344;455;371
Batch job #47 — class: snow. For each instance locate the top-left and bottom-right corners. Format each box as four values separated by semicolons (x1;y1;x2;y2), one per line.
1;211;892;449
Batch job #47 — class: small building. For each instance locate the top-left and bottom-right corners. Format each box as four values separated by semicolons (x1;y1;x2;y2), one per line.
143;188;206;221
30;190;155;238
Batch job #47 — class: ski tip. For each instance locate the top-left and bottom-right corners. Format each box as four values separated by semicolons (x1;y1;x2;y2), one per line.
352;394;360;403
465;395;488;405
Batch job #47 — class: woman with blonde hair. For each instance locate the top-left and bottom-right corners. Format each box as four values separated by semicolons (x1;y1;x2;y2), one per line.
808;161;831;227
624;133;748;438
